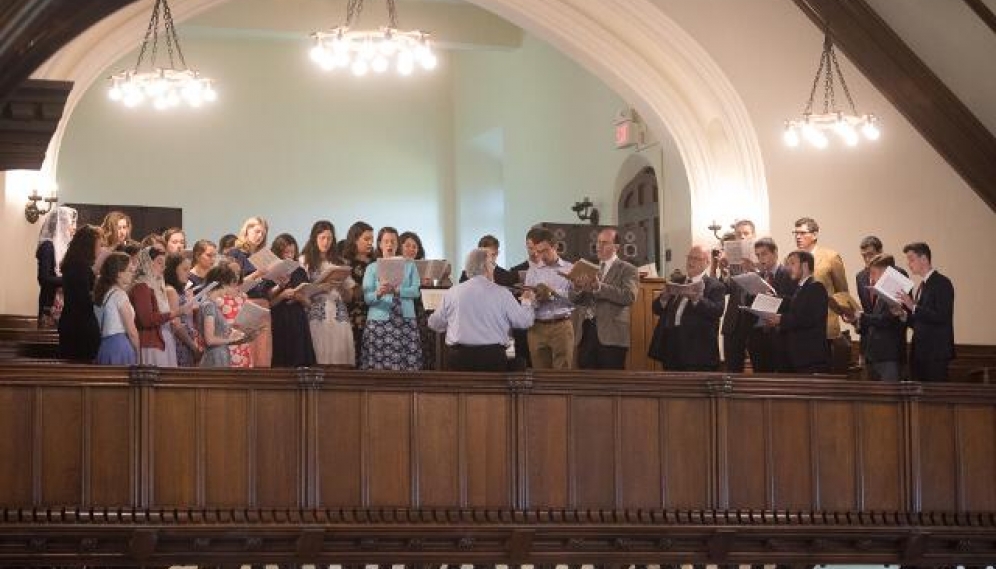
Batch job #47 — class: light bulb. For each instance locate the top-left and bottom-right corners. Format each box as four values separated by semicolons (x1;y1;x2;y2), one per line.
310;44;327;64
181;80;203;101
123;90;143;108
397;50;415;75
203;85;217;102
783;127;800;147
319;54;335;70
351;59;369;76
862;121;880;141
334;52;351;67
154;97;169;111
371;55;389;73
844;132;859;146
379;38;397;56
811;131;828;149
108;84;123;101
166;90;180;107
420;52;438;70
332;37;349;54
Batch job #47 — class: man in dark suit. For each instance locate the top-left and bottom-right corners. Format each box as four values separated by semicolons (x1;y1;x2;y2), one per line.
746;237;796;373
718;219;756;372
855;236;883;314
570;228;640;369
506;237;540;370
898;242;955;382
847;254;907;381
760;250;829;374
648;245;726;371
459;234;516;287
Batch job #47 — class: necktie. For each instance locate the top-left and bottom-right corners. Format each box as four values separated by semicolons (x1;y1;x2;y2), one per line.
764;271;773;286
599;262;607;279
914;282;923;303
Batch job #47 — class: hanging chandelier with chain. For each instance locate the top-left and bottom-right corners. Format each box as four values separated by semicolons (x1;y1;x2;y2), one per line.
309;0;437;76
108;0;217;110
783;33;880;149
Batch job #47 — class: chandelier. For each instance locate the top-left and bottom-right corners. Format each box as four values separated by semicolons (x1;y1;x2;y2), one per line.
107;0;217;109
309;0;437;76
783;33;880;149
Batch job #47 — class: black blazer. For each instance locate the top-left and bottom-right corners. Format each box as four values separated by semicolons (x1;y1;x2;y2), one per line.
907;271;955;362
459;265;517;287
649;275;726;369
723;265;796;333
780;278;829;372
857;298;906;363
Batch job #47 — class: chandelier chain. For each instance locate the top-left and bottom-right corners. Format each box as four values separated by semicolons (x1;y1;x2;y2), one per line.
161;0;188;69
830;43;858;116
346;0;364;27
134;0;161;73
387;0;399;28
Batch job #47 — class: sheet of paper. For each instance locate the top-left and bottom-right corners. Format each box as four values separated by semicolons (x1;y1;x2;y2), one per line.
665;279;705;297
723;239;754;264
732;272;776;296
263;259;301;281
314;264;351;285
415;259;450;281
421;288;446;312
248;248;280;272
637;263;658;278
872;266;915;305
377;257;407;288
234;300;270;332
740;293;782;316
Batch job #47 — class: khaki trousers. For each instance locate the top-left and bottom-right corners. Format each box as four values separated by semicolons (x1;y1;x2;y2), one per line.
527;319;574;370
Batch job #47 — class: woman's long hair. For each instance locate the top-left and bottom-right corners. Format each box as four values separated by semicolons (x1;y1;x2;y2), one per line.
234;217;269;254
93;252;131;305
60;225;101;275
301;220;340;272
342;221;373;262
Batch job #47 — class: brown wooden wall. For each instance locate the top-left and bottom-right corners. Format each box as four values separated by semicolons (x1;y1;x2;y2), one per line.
0;364;993;564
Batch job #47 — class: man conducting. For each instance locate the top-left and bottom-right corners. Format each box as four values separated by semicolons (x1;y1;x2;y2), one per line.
429;248;536;372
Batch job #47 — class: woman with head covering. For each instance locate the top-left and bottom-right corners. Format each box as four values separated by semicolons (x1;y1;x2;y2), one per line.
36;206;77;327
128;246;190;366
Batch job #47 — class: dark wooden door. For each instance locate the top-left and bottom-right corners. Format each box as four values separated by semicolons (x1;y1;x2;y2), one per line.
617;166;659;271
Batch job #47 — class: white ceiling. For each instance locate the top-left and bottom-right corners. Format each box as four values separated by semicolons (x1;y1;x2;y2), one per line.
866;0;996;135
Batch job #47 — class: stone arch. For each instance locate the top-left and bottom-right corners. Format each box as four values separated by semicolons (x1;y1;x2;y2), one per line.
33;0;770;244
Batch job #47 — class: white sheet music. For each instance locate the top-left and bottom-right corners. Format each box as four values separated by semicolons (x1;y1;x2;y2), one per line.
732;272;775;296
872;266;914;305
377;257;407;288
740;293;782;317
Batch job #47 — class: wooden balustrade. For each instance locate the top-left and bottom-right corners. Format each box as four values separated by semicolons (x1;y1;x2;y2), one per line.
0;363;993;565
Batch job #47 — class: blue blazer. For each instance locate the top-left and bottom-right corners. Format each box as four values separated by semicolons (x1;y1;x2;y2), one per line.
363;259;420;321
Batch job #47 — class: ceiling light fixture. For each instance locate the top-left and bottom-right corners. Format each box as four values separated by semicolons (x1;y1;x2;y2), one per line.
107;0;217;110
309;0;437;77
783;32;880;149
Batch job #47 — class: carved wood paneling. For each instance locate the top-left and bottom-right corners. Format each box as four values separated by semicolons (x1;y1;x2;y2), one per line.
0;364;993;564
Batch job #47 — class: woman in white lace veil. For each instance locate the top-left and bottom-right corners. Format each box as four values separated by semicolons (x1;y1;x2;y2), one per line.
35;206;77;325
129;246;181;366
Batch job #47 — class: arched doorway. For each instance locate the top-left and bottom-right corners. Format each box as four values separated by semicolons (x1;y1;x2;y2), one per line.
32;0;770;245
618;166;659;272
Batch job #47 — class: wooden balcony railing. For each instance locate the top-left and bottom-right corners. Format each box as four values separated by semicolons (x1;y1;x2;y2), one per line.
0;364;993;566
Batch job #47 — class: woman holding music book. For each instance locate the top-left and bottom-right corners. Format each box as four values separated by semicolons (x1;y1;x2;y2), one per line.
196;264;247;368
342;221;376;361
129;246;192;367
93;252;139;365
164;253;202;367
400;230;435;370
227;217;276;367
301;221;355;366
360;227;423;371
267;234;316;368
217;255;254;368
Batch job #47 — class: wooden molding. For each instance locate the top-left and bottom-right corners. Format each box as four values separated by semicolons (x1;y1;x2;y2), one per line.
0;79;73;171
963;0;996;37
791;0;996;213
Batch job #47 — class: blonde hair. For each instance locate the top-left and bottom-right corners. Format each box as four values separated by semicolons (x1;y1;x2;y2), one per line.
100;210;132;248
234;217;269;254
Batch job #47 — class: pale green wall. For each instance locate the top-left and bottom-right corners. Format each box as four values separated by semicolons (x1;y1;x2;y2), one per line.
56;31;646;271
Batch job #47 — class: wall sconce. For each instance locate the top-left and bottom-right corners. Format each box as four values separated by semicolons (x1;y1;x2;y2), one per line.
25;189;57;224
571;197;600;226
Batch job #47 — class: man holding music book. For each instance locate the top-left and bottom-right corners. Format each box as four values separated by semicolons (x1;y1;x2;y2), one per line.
897;242;955;382
757;250;829;374
647;245;726;371
843;254;907;381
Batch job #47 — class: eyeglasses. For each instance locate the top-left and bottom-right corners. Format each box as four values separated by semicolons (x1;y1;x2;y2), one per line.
791;230;814;236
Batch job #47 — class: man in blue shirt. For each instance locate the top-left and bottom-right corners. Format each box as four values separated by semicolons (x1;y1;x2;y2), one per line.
523;227;575;369
429;248;535;371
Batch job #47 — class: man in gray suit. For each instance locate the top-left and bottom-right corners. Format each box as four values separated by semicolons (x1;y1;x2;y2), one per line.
570;227;640;369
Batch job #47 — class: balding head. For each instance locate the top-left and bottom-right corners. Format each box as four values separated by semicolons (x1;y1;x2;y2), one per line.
686;245;711;277
464;248;496;280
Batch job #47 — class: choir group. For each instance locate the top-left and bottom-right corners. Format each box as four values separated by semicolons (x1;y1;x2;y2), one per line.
37;208;445;370
34;206;955;381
